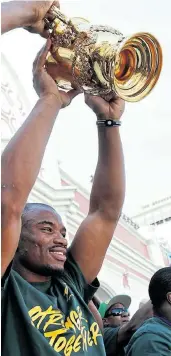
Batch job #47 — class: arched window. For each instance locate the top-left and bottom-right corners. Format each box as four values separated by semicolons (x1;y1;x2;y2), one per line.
95;283;116;303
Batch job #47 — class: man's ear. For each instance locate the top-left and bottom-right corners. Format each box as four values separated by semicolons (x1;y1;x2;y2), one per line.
103;318;109;327
166;292;171;304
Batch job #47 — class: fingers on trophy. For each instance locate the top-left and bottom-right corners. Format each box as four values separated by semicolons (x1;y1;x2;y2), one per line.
44;5;162;102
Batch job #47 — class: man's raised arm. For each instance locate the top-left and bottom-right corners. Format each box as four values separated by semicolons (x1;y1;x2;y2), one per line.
1;39;79;277
70;94;125;283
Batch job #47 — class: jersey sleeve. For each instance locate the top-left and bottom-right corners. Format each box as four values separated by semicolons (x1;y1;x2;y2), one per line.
64;250;100;303
103;327;125;356
1;261;13;293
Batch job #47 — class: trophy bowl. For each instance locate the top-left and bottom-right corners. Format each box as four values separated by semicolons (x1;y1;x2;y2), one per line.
45;6;162;102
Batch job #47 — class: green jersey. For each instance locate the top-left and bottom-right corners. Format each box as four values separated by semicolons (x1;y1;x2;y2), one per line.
2;252;105;356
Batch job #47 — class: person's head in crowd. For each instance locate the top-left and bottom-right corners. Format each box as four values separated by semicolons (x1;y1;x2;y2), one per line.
149;267;171;321
139;297;154;319
99;294;131;328
13;203;67;280
139;298;149;309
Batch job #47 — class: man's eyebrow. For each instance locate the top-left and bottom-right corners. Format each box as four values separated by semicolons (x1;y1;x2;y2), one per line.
37;221;54;226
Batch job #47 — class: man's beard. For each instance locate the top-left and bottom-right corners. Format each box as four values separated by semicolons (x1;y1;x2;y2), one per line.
33;264;65;278
18;255;65;278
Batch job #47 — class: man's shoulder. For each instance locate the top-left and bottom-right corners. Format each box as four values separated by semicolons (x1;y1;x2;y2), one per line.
128;317;171;347
134;317;170;336
2;267;19;289
126;318;171;355
2;268;36;294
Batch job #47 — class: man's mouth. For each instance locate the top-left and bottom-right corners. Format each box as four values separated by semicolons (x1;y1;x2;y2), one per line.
49;246;67;262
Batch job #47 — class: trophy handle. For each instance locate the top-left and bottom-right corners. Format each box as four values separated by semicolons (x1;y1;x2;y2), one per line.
70;17;90;32
48;5;69;25
46;5;90;32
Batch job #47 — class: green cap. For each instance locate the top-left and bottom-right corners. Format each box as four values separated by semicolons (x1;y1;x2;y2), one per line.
98;302;109;318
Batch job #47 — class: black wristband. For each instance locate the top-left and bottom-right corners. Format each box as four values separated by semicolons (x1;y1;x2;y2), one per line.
96;119;121;127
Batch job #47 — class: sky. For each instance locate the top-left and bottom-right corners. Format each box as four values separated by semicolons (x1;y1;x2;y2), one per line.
1;0;171;218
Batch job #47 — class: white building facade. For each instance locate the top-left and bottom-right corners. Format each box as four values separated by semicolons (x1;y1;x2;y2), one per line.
1;53;169;315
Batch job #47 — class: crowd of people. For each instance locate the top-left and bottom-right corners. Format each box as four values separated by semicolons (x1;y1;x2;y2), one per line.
1;1;171;355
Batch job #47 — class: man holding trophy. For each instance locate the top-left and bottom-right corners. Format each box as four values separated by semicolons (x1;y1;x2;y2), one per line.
1;1;162;355
2;2;125;355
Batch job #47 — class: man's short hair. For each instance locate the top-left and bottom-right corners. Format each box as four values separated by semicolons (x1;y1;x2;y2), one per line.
21;203;56;228
22;202;55;215
148;267;171;310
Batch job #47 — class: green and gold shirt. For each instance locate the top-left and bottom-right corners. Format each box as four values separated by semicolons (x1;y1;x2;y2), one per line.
2;252;105;356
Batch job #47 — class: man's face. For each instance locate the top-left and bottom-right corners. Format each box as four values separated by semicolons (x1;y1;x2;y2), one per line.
16;206;68;276
105;303;130;327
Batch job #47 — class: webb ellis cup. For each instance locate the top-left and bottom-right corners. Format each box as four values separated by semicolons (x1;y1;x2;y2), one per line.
45;6;162;102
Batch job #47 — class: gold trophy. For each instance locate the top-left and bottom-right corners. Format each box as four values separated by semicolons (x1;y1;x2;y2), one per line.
45;6;162;102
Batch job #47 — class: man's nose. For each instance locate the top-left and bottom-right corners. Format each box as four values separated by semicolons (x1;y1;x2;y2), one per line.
53;235;68;247
122;311;129;317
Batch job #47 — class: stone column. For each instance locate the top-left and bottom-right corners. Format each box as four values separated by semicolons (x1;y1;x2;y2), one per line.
145;226;165;267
